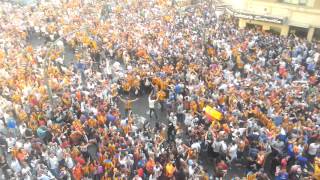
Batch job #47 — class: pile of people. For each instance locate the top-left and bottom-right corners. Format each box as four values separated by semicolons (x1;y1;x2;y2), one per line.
0;0;319;179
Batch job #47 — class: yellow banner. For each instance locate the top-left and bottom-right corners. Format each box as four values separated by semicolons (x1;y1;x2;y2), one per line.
205;106;222;121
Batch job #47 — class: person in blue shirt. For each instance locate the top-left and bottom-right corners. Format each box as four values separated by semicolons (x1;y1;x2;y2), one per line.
276;169;289;180
174;84;182;94
277;133;288;144
287;143;295;160
296;155;308;169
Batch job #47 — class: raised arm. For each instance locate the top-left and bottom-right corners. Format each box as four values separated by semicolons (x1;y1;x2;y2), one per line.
119;96;125;102
132;98;139;102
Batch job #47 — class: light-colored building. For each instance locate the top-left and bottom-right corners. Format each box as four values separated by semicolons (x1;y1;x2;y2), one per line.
222;0;320;41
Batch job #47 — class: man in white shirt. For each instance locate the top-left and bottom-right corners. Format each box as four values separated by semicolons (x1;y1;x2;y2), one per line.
153;163;162;179
228;143;238;163
212;139;221;158
148;92;158;120
308;142;319;160
37;173;51;180
23;141;32;154
10;158;21;174
132;174;142;180
220;140;228;159
48;154;59;178
64;153;74;170
21;164;32;180
6;136;16;152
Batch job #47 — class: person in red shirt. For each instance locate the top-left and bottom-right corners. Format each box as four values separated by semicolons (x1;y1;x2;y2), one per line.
215;160;228;178
137;167;144;178
75;154;86;165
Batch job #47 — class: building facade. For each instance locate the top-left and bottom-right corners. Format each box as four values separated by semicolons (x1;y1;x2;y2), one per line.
222;0;320;41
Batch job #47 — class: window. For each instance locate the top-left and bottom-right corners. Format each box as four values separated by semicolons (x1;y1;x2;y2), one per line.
280;0;308;5
314;28;320;41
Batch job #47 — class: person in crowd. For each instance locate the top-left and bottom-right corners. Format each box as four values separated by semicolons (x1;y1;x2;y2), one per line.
0;0;319;179
148;91;159;120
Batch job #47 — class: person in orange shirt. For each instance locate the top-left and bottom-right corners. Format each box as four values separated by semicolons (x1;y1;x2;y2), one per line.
73;163;83;180
75;90;82;101
122;82;131;95
157;90;166;111
222;124;230;134
87;118;97;128
97;112;106;126
82;162;90;177
256;150;265;168
218;93;226;105
145;157;155;175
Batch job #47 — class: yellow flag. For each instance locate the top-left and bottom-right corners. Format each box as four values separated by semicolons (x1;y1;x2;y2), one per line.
205;106;222;121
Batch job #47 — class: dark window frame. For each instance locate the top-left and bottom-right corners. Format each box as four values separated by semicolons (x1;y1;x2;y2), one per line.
279;0;308;6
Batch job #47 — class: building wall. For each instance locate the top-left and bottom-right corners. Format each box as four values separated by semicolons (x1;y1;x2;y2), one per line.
239;19;290;35
314;0;320;8
247;0;320;27
223;0;320;41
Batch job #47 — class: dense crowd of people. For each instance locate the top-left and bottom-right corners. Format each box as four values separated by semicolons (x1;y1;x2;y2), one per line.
0;0;319;179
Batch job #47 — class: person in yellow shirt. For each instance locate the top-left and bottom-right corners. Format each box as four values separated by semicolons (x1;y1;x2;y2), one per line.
165;162;175;178
314;155;320;179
